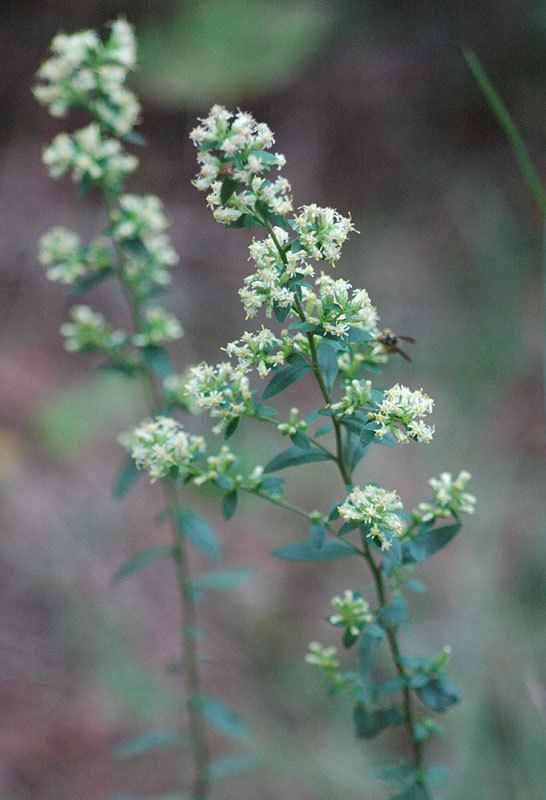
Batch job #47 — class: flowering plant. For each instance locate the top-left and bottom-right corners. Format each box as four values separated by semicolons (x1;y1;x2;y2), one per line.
126;103;476;799
35;20;253;800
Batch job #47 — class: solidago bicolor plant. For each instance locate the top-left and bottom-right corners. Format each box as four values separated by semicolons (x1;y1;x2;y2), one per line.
125;105;476;799
34;20;254;800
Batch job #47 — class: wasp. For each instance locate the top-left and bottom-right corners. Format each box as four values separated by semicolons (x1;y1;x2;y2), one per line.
378;328;416;362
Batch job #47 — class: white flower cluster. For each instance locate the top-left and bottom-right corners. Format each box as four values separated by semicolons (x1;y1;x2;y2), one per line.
239;228;312;319
39;227;112;285
305;642;348;689
338;484;405;550
413;471;476;524
193;445;237;486
185;362;254;427
190;105;291;225
224;326;288;377
110;194;179;288
59;305;125;353
291;204;356;264
302;273;379;338
328;590;374;636
368;384;434;444
42;123;138;186
337;340;389;378
132;306;183;347
124;416;205;482
331;378;372;418
33;18;140;136
277;407;308;437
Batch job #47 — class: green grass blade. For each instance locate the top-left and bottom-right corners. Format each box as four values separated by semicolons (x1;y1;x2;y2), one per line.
463;48;545;217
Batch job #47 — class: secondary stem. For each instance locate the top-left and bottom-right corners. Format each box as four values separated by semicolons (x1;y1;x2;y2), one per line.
112;212;211;798
262;214;426;782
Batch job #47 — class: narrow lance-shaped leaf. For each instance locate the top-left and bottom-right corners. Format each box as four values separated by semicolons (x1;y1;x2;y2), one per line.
192;568;254;591
198;696;249;739
271;536;355;562
174;508;222;561
112;545;175;583
210;754;259;781
113;455;141;499
353;703;404;738
222;489;238;520
264;446;333;473
262;355;311;400
317;339;339;394
112;729;180;760
401;522;461;564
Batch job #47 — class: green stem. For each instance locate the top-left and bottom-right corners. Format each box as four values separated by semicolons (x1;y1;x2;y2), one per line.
260;211;426;783
108;194;211;798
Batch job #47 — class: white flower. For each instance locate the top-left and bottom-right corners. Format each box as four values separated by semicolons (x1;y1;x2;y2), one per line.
368;384;434;444
132;306;183;347
185;361;254;426
338;485;405;550
59;305;125;353
328;590;374;636
193;445;237;486
191;106;289;223
110;195;179;288
331;379;373;418
42;123;138;185
277;408;307;437
291;204;357;264
413;470;476;523
301;273;378;338
224;326;285;377
39;227;85;284
122;416;205;482
34;17;140;135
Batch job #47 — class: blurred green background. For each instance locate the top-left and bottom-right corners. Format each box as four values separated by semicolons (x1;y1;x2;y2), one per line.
0;1;544;798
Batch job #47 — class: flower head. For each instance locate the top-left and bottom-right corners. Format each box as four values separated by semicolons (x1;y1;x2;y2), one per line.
42;123;137;186
224;326;285;377
338;484;405;550
59;305;125;352
368;383;434;444
291;204;357;264
185;361;254;429
331;379;373;418
123;416;205;482
34;17;140;136
301;273;378;338
132;306;183;347
328;590;374;636
413;470;476;523
39;227;112;284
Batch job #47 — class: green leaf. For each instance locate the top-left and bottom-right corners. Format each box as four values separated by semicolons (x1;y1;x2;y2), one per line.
113;456;141;499
401;523;461;564
198;696;249;739
224;416;240;439
406;579;427;593
220;177;238;204
264;446;333;472
353;703;404;738
273;303;291;323
174;508;222;561
289;430;310;449
310;521;326;549
192;568;254;591
346;326;372;344
358;624;385;682
317;340;339;393
222;490;238;520
373;676;408;698
262;356;311;400
68;267;114;296
416;674;462;713
122;129;147;146
314;422;333;437
464;49;546;217
210;754;258;780
112;729;179;759
112;545;175;583
378;595;408;627
271;536;355;561
141;345;173;378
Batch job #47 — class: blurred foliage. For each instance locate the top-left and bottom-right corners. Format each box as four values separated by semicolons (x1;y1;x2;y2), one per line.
32;372;143;457
137;0;335;105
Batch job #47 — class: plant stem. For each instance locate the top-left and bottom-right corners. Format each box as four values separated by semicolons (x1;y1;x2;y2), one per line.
262;214;426;783
111;207;211;798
